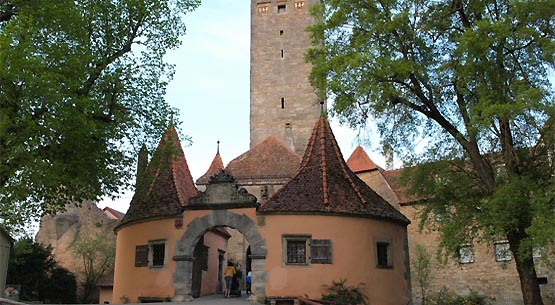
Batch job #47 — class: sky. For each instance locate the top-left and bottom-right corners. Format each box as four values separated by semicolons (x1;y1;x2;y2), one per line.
98;0;385;213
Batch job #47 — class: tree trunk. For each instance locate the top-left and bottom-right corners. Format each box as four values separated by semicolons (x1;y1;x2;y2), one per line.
507;232;544;305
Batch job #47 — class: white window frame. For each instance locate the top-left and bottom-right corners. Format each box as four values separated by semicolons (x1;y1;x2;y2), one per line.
458;244;474;264
494;241;511;262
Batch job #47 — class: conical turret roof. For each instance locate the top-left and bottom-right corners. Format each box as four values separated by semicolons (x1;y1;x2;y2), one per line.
117;126;197;230
347;146;382;173
259;116;409;225
196;151;224;185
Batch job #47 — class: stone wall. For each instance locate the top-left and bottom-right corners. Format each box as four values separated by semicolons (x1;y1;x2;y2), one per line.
35;201;118;285
250;0;322;155
402;205;555;305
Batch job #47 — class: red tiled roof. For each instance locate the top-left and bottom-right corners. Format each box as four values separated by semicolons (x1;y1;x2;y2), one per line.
196;152;224;185
225;136;300;181
102;207;125;221
346;146;381;173
117;126;198;229
259;117;409;225
381;168;415;205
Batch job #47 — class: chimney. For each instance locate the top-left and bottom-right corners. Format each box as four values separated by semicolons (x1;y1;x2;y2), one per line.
384;144;394;170
284;123;295;152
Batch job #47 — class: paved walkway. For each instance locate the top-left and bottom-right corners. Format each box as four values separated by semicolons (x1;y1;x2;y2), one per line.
1;294;258;305
189;293;256;305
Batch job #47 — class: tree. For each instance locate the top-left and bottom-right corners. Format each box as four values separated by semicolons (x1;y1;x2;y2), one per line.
7;237;77;303
412;244;433;305
0;0;199;232
307;1;554;304
71;228;116;303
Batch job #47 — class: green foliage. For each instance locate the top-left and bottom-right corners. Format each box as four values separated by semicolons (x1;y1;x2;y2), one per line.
321;279;368;305
428;287;491;305
308;1;554;304
0;0;199;233
7;237;77;303
412;244;434;305
71;228;115;303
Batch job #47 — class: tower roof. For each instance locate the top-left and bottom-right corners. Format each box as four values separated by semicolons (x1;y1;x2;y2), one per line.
196;149;224;185
258;117;409;225
346;146;382;173
225;136;300;182
117;126;197;230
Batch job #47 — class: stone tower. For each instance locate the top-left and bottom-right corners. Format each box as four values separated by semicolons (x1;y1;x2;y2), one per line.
250;0;323;155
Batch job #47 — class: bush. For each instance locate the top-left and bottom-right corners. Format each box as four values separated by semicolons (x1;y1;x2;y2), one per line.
428;287;491;305
321;279;368;305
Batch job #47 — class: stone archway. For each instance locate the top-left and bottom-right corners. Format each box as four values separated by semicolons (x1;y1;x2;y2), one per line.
172;210;267;303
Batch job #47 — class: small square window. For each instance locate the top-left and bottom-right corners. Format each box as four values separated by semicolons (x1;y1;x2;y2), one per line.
376;241;392;268
283;235;310;265
287;240;306;264
277;4;286;13
494;241;511;262
458;245;474;264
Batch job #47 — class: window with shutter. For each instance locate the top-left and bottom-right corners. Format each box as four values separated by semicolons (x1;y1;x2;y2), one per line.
311;239;332;264
135;245;149;267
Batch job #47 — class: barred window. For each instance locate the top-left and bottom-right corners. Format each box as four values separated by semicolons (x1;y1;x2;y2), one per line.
287;240;306;264
283;235;310;265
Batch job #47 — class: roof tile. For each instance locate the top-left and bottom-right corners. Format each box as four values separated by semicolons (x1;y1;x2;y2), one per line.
259;117;409;225
346;146;381;173
117;126;198;229
225;136;300;181
196;152;224;185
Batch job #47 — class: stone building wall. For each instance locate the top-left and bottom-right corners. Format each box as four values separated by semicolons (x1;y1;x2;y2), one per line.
35;201;118;284
402;205;555;305
250;0;322;155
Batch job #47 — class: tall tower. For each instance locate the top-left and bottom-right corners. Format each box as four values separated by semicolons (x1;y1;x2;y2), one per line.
250;0;322;155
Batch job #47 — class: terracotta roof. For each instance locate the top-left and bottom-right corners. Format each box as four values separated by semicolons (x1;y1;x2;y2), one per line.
225;136;300;181
196;152;224;185
102;207;125;221
381;168;415;205
259;116;409;225
117;126;198;230
346;146;382;173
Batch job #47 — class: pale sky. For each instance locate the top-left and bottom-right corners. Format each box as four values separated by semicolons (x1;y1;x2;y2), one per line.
98;0;384;213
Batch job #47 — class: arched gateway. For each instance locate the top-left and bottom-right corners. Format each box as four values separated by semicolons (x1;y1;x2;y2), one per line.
172;171;267;303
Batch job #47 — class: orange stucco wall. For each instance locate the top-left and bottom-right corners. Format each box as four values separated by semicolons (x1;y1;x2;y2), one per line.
99;287;113;304
112;219;183;303
259;214;411;305
199;230;228;296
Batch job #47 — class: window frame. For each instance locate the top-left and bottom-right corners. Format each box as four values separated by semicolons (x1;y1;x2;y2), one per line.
374;240;393;269
148;239;167;269
458;244;475;264
282;234;311;266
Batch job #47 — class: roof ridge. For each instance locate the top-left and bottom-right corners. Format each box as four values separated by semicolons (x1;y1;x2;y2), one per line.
319;118;329;205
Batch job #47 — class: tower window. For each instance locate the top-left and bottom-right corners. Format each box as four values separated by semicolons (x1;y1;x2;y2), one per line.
280;30;284;35
281;98;285;109
277;4;286;13
281;49;284;58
